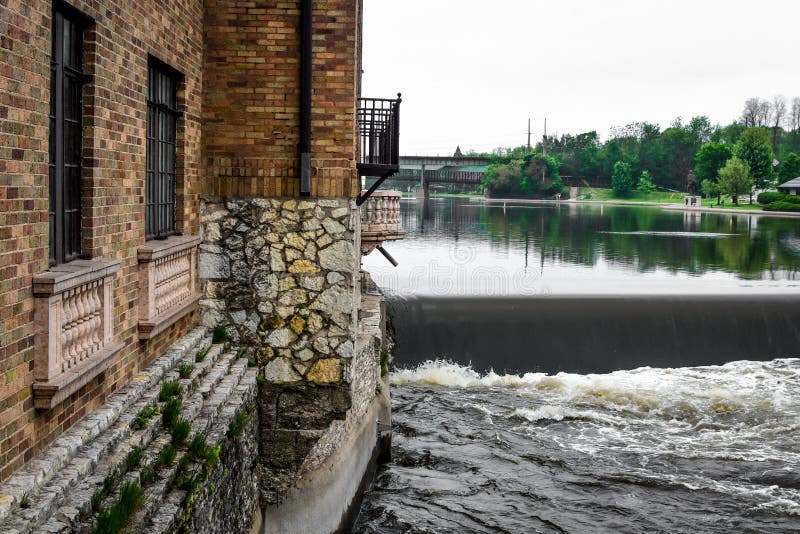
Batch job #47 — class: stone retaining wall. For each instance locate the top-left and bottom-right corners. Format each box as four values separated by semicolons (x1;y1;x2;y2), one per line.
199;196;383;504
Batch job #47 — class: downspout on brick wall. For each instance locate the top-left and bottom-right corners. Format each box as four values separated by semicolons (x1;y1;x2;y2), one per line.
300;0;312;195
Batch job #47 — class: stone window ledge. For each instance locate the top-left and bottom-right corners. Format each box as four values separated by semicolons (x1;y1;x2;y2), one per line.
32;341;124;409
32;258;121;297
32;258;121;410
138;235;201;340
137;234;201;263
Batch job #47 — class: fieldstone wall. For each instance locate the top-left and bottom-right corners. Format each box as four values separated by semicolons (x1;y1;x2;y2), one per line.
199;197;359;380
199;196;370;504
183;403;260;534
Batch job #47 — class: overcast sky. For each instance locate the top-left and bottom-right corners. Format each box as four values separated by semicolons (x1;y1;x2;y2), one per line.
362;0;800;155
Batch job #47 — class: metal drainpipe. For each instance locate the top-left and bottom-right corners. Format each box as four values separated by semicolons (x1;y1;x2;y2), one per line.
300;0;312;195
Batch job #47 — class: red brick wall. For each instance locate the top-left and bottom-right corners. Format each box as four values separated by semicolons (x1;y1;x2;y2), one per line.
0;0;203;481
203;0;362;198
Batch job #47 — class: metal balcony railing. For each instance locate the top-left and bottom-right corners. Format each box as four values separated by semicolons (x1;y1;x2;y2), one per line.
357;94;401;177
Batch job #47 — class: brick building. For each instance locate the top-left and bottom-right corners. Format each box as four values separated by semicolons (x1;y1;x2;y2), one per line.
1;0;205;483
0;5;402;525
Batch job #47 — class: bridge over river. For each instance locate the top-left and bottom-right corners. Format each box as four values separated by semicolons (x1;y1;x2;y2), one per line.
367;155;491;196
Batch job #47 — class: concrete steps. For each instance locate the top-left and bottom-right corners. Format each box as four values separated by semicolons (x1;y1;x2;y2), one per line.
0;328;258;534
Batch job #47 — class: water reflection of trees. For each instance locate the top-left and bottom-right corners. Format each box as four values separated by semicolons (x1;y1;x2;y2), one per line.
402;199;800;280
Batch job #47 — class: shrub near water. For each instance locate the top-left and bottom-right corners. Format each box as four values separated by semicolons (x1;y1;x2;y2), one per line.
757;192;787;204
764;201;800;212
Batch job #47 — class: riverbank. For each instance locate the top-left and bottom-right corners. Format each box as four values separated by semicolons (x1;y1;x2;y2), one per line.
477;196;800;218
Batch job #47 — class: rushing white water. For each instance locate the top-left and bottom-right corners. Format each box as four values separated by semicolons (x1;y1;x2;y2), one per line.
357;359;800;532
391;358;800;462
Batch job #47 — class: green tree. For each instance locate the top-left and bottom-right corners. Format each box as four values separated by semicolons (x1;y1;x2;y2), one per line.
778;152;800;182
695;142;732;204
694;142;733;182
636;170;657;193
734;128;774;193
599;140;627;184
700;179;718;201
661;124;698;189
712;122;746;145
611;161;633;197
718;157;753;204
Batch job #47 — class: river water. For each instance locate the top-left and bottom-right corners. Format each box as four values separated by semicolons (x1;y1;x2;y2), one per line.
354;198;800;533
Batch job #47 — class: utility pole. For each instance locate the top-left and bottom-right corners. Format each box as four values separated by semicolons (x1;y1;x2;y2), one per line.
542;118;547;157
527;118;531;152
542;118;547;183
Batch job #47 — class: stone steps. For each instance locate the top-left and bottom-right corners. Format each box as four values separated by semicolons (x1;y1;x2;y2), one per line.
126;355;248;526
0;328;209;527
0;328;233;533
40;346;232;533
0;326;209;524
48;350;243;533
32;354;255;533
132;367;258;533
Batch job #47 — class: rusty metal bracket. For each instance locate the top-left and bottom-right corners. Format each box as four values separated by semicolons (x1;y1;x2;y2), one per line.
356;170;396;206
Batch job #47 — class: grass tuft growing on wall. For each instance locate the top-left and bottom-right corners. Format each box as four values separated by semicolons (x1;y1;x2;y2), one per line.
159;380;183;402
162;397;182;429
178;363;194;379
171;418;191;446
93;482;142;534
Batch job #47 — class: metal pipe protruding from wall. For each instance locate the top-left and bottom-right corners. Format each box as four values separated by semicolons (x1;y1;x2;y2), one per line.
376;245;398;267
300;0;312;196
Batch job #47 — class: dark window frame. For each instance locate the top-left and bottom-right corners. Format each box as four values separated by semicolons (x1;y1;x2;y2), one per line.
49;3;91;266
146;57;182;241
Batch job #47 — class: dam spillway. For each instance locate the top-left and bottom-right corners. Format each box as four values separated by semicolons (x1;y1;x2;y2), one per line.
387;294;800;374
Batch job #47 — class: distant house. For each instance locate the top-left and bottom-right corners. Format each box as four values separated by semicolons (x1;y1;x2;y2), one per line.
777;178;800;195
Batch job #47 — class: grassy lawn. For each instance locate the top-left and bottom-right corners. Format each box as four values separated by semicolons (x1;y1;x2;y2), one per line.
577;187;686;204
577;188;767;210
702;202;763;211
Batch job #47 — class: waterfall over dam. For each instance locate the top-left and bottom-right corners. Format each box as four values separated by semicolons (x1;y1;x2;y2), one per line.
388;294;800;374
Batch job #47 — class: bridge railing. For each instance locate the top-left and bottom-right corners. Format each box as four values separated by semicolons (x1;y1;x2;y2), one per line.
357;94;401;174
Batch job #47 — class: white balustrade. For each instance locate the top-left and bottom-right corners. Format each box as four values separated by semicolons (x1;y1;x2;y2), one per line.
138;235;201;340
361;191;402;229
61;280;104;371
360;190;404;254
32;259;122;409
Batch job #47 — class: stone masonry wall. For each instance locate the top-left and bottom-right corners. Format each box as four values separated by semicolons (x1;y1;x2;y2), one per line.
199;197;358;375
197;196;384;505
0;0;203;482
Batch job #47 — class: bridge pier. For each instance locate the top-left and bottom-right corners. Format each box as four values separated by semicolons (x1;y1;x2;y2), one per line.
421;164;429;198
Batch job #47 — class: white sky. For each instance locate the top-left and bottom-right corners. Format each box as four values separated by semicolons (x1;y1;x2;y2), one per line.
362;0;800;155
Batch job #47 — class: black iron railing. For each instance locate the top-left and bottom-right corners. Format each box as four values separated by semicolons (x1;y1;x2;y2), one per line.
357;94;401;174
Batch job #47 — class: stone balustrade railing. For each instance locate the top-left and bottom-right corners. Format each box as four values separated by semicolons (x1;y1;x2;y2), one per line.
360;190;405;254
61;280;104;368
362;191;401;229
32;259;123;409
154;249;193;316
138;235;201;340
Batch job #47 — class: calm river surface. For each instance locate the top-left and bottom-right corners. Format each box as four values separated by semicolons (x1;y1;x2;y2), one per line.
354;198;800;533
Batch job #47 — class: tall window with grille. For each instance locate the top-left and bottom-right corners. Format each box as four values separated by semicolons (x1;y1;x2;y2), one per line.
49;5;86;265
146;60;180;240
